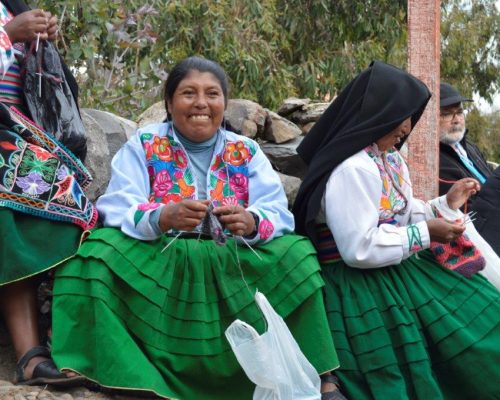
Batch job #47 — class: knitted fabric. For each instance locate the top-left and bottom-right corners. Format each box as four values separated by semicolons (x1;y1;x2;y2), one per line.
430;233;485;278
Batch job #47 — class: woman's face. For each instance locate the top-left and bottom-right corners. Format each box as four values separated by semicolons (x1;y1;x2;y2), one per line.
376;117;412;152
167;70;225;142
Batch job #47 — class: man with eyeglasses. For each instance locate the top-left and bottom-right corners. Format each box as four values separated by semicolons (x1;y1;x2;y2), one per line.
438;82;493;199
439;82;499;256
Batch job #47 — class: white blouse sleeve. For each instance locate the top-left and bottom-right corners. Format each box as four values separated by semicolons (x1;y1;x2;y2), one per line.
96;132;164;240
323;161;430;269
243;146;294;245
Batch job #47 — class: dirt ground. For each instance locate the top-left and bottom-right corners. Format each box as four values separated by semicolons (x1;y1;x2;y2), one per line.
0;324;147;400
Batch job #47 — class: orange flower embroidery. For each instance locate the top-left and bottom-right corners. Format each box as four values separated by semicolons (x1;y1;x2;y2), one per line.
223;141;250;166
152;137;173;161
177;178;195;197
210;180;224;201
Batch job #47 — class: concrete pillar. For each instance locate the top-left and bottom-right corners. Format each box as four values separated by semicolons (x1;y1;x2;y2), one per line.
407;0;440;199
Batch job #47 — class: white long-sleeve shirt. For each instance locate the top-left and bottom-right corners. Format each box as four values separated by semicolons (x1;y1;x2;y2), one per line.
318;145;460;268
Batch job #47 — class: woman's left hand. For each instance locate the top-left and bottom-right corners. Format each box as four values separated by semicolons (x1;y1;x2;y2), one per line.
213;205;255;237
446;178;480;210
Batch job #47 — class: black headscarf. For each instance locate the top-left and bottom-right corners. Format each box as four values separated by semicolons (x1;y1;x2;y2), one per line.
292;61;431;245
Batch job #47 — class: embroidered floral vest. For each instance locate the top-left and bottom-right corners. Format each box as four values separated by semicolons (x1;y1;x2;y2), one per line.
140;126;257;207
365;146;408;222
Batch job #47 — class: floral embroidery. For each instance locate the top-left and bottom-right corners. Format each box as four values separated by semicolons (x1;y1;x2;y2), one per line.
153;170;173;198
174;149;188;168
139;125;262;232
18;146;58;177
258;218;274;240
0;106;96;230
138;202;161;211
222;196;239;206
30;145;53;161
161;193;182;204
153;136;173;161
229;173;248;201
366;146;407;220
223;141;250;166
16;171;51;196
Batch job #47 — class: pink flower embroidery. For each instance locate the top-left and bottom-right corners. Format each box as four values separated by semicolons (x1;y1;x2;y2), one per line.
138;202;160;211
222;196;239;206
258;219;274;240
153;170;173;198
229;173;248;201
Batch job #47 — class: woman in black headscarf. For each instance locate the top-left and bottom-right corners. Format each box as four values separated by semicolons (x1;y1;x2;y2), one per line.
293;61;500;399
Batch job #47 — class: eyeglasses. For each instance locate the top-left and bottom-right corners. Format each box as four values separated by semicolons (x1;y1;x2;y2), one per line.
440;109;465;121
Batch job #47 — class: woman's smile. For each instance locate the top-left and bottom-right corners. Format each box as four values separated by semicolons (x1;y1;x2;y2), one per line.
167;70;226;142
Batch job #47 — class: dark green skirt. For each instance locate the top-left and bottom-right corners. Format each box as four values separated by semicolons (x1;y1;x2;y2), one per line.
323;250;500;400
0;207;82;286
52;228;338;400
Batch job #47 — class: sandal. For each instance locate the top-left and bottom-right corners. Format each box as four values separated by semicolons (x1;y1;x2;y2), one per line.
15;346;86;387
321;374;348;400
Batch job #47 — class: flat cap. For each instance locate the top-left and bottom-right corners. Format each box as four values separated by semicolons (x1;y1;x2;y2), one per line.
440;83;472;107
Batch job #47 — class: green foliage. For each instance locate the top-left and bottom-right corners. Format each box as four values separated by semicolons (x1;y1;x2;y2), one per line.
36;0;498;132
466;108;500;162
441;0;499;103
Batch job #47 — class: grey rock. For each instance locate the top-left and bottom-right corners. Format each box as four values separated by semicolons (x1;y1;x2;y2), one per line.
301;121;315;135
81;109;130;202
276;97;310;117
289;102;330;124
136;101;166;128
263;110;302;144
224;99;267;138
261;137;307;179
56;394;73;400
277;172;302;209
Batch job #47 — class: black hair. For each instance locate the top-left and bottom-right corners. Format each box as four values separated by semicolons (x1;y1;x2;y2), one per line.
163;56;229;118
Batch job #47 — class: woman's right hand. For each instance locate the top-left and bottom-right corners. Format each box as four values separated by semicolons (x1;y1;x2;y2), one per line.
426;218;465;243
4;9;50;43
159;200;209;232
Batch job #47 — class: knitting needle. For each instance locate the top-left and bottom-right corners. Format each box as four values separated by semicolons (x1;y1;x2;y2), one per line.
161;231;182;253
36;33;42;97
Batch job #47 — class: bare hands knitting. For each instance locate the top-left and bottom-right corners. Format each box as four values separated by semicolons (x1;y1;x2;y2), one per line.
446;178;480;210
159;200;210;232
427;218;465;243
4;9;55;43
213;205;255;237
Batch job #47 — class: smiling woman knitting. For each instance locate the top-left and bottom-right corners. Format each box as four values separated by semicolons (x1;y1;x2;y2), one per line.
50;56;343;400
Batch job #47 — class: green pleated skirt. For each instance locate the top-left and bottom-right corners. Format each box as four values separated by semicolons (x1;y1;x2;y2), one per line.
0;207;82;286
322;250;500;400
51;228;339;400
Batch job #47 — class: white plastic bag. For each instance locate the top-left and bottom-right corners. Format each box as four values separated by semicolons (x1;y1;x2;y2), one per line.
225;291;321;400
465;221;500;289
